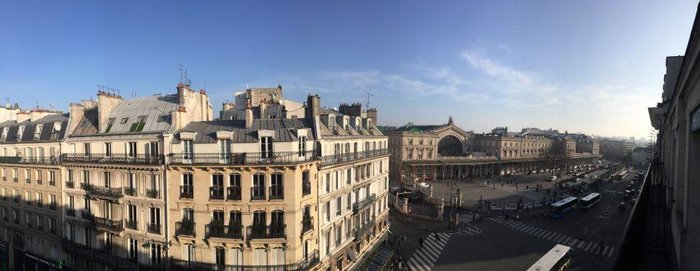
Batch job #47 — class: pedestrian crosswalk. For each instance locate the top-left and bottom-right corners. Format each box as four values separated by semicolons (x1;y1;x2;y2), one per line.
458;222;482;235
487;217;616;258
602;189;621;194
407;233;451;271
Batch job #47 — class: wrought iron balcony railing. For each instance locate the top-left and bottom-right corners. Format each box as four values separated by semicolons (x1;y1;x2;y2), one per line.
205;223;243;239
353;193;377;213
60;153;163;165
147;223;162;234
180;186;193;199
66;181;75;189
0;156;60;165
175;220;196;237
301;216;314;235
124;187;137;197
169;151;317;166
146;189;160;199
320;149;388;166
209;186;224;200
93;217;124;233
251;187;265;200
86;185;123;199
66;208;76;217
247;224;286;239
227;187;241;200
355;217;376;240
125;220;138;230
269;186;284;200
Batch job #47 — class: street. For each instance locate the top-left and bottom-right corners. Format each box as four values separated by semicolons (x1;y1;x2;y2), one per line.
390;169;640;271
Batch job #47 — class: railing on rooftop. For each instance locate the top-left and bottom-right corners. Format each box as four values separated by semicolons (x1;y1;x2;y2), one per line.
169;151;317;166
60;153;163;165
614;162;676;271
320;149;388;166
170;250;319;271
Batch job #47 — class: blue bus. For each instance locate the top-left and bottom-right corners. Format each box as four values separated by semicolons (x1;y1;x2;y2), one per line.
549;197;578;219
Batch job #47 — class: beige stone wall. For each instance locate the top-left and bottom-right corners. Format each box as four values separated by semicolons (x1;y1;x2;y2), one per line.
167;163;318;267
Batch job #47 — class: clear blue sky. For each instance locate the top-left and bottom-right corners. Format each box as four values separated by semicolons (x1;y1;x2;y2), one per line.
1;0;697;139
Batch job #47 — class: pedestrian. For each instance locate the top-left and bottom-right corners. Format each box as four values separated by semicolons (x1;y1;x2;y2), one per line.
599;240;605;252
434;232;440;242
419;237;424;248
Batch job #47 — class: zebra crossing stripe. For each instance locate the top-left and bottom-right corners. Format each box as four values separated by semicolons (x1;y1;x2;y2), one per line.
412;251;431;271
544;232;556;241
408;257;425;271
514;223;528;231
584;242;594;252
602;246;609;256
422;241;440;259
577;241;587;249
556;235;568;243
530;228;543;236
569;239;578;247
607;247;615;258
526;227;539;235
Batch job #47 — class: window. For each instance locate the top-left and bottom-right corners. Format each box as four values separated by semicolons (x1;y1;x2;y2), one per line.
228;174;241;200
347;193;351;211
231;248;243;266
149;207;161;234
325;201;330;221
128;239;138;261
104;172;111;188
336;197;342;216
105;118;115;133
84;143;91;156
252;174;266;200
130;116;147;132
150;244;162;266
325;173;330;193
83;170;90;185
104;143;112;157
184;244;196;264
211;174;224;199
49;171;55;186
298;136;307;156
181;173;193;199
128;142;137;157
17;126;24;141
215;247;226;267
183;140;194;159
127;204;137;229
347;168;352;185
33;124;42;140
260;136;273;158
335;224;342;245
270;173;283;199
157;115;168;122
219;140;231;159
0;127;6;141
120;117;129;124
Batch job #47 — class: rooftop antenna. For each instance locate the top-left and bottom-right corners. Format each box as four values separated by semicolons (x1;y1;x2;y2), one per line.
363;90;374;109
179;64;191;86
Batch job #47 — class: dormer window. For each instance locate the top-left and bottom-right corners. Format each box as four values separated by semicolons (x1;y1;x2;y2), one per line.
105;118;115;133
120;118;128;124
16;126;24;141
0;127;6;141
50;123;62;140
33;124;42;141
298;136;307;157
130;116;147;132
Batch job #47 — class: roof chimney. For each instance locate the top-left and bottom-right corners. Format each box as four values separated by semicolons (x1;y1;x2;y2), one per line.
306;95;320;121
245;99;253;128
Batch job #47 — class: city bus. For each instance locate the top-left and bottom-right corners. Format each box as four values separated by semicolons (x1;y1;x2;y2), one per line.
578;193;601;209
527;244;573;271
549;197;578;219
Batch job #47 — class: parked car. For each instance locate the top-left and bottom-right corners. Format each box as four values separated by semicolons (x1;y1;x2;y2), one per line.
418;182;430;188
619;201;627;210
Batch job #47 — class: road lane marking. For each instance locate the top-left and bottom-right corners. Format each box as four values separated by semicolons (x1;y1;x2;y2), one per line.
607;247;615;258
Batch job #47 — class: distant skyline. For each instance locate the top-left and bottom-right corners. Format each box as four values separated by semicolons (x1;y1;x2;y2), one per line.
1;0;697;139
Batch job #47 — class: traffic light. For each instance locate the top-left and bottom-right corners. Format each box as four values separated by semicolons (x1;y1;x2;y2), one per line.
57;259;64;270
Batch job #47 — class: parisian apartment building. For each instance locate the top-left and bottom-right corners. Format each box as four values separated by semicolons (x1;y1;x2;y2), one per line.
0;83;389;271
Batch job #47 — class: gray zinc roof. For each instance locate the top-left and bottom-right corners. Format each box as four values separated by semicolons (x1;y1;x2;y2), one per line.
174;118;315;144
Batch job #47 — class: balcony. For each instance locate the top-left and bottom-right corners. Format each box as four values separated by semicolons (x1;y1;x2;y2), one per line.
146;189;160;199
0;156;59;165
81;211;94;220
180;186;193;199
37;225;44;231
37;179;42;185
301;216;314;235
176;221;196;237
171;250;319;271
124;187;137;197
251;187;265;200
66;208;76;217
615;163;675;270
354;218;376;240
247;224;286;239
86;185;124;200
227;187;241;200
62;238;138;270
353;194;377;213
25;179;30;184
209;186;224;200
93;217;124;233
147;223;162;234
12;196;19;203
60;153;163;165
320;148;388;167
169;151;317;166
205;223;243;239
49;203;56;210
269;186;284;200
66;181;75;189
125;220;138;230
49;180;55;186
